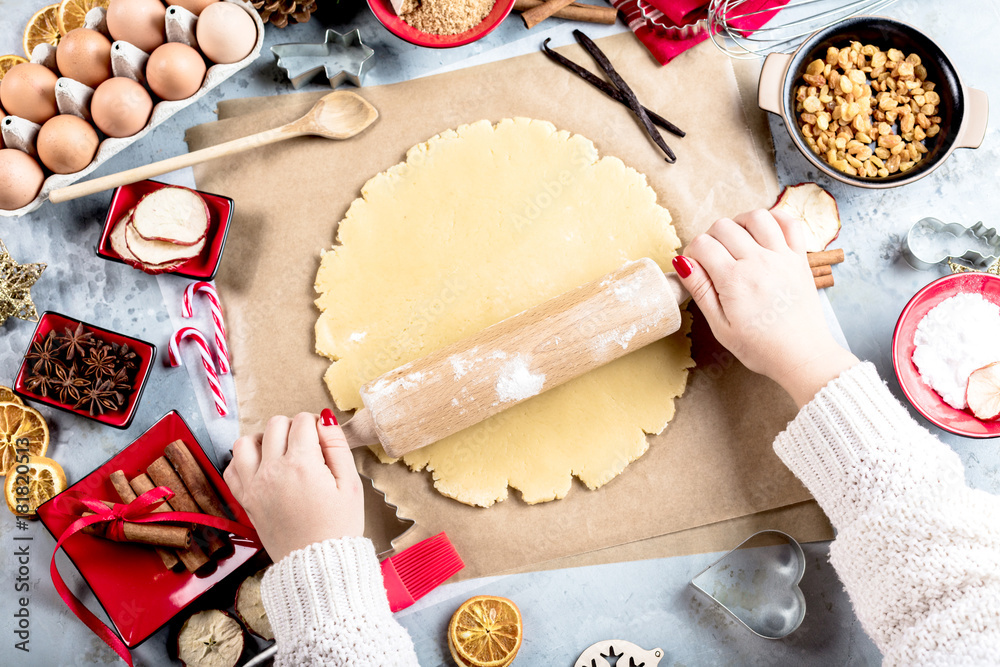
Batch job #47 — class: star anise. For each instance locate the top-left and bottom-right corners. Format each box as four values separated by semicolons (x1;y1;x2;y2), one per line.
106;368;132;408
51;364;90;405
82;345;118;379
115;343;139;371
75;380;117;416
25;331;63;375
24;372;55;398
55;322;96;361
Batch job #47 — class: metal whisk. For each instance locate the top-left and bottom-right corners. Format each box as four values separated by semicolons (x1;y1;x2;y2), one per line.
707;0;901;58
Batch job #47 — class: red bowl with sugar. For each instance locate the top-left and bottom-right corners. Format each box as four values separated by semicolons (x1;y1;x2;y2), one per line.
13;312;156;429
96;180;233;280
367;0;516;48
892;272;1000;438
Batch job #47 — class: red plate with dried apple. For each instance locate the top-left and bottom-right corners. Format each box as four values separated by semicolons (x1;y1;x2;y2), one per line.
36;411;261;647
96;180;233;280
893;272;1000;438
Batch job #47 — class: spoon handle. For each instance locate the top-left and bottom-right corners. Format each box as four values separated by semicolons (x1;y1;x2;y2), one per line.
49;125;296;204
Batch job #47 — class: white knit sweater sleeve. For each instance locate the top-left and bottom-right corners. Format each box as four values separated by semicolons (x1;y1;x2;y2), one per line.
260;536;419;666
773;362;1000;666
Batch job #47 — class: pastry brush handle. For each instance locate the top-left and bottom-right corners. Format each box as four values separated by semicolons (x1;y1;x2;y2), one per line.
357;258;687;458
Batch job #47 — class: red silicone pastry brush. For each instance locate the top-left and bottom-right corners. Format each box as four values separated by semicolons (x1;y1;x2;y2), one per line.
381;532;465;612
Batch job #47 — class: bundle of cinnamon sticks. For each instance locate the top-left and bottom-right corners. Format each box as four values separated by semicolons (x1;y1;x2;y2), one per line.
808;248;845;289
83;439;235;573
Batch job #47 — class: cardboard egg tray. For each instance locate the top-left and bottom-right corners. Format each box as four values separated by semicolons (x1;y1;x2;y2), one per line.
0;0;265;218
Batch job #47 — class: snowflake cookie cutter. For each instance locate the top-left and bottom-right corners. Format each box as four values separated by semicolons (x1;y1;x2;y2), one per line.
690;529;806;640
271;28;376;89
574;640;664;667
903;217;1000;273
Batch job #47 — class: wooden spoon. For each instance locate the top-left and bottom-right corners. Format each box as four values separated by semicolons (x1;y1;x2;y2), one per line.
49;91;379;204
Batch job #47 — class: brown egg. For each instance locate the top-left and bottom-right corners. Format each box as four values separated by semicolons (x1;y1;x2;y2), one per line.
37;115;100;174
91;77;153;138
196;2;257;64
146;43;206;101
172;0;218;14
107;0;167;54
0;149;45;210
56;29;113;90
0;63;59;125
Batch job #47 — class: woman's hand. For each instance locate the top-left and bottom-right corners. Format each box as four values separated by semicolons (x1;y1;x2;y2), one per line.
673;209;858;407
224;410;365;564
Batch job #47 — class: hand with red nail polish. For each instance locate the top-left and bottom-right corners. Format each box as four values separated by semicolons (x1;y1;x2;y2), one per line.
223;412;364;563
675;208;858;408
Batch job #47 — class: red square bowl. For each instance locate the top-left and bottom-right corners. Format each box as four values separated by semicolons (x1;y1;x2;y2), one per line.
893;272;1000;438
95;180;234;280
36;411;260;648
13;312;156;429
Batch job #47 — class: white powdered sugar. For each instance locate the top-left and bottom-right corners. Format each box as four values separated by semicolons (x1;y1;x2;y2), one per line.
495;354;545;403
349;332;367;342
912;293;1000;409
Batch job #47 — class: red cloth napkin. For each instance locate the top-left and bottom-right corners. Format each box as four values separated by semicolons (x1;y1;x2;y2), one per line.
609;0;790;65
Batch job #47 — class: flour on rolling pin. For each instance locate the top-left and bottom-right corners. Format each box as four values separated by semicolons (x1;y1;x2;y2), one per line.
358;258;686;458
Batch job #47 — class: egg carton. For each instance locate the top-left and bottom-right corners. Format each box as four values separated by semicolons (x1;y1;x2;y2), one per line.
0;0;265;218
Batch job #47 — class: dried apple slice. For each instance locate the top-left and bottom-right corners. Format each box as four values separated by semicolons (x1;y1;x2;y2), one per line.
177;609;244;667
967;361;1000;421
770;182;842;252
109;208;139;263
125;216;206;266
234;567;273;640
132;186;210;246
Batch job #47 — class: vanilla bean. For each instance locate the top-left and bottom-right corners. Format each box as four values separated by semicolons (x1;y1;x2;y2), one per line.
572;30;676;163
541;39;684;139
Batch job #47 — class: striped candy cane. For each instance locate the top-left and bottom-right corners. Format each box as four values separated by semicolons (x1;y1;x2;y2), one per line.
182;281;230;375
168;327;228;417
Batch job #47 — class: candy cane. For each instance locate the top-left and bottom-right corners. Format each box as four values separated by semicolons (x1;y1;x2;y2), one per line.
168;327;228;417
182;281;230;375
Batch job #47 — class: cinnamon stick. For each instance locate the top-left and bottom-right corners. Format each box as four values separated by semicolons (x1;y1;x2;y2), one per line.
147;457;230;558
109;470;180;571
81;511;192;549
807;248;844;268
515;0;617;24
129;473;210;573
164;440;230;518
815;274;835;289
811;264;832;277
521;0;577;28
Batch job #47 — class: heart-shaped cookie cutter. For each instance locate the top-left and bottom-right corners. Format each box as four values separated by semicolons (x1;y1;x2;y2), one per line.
690;529;806;639
903;217;1000;272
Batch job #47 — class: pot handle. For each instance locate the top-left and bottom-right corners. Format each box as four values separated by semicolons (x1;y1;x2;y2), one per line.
758;52;792;115
956;86;989;150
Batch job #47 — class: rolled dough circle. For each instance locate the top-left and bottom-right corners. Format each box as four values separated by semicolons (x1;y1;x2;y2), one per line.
315;118;693;507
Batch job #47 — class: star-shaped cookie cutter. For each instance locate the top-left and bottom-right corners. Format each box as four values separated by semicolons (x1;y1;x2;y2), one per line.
271;29;376;89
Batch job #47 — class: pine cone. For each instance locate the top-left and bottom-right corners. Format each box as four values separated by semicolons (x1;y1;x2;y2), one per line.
252;0;318;28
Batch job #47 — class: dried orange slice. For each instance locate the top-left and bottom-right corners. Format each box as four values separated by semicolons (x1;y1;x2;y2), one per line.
0;402;49;476
449;596;522;667
24;4;63;59
58;0;110;35
0;387;23;406
0;55;28;83
5;455;66;517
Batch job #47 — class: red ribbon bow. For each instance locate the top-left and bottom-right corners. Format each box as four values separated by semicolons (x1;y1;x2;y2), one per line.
49;486;260;666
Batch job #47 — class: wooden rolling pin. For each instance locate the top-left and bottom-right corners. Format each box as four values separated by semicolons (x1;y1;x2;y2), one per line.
344;259;685;457
343;251;843;457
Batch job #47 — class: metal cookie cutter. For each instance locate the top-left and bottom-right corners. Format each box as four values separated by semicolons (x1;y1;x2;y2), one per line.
574;640;663;667
271;28;375;89
690;530;806;640
902;217;1000;272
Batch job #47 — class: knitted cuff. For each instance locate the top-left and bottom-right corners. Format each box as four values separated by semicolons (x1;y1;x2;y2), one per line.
772;361;931;528
260;537;392;641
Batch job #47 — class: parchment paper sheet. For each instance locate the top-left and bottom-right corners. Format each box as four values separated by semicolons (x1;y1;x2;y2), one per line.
186;34;832;579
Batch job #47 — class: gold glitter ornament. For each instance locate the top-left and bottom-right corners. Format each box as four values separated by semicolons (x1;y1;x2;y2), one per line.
0;240;46;326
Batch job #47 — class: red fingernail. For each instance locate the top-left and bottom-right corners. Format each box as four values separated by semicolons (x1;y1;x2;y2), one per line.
321;409;338;426
673;255;693;278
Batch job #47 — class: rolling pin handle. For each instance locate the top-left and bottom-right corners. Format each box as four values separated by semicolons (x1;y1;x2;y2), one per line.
343;408;381;449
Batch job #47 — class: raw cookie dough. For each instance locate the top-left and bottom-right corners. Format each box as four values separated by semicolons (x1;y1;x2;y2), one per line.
315;118;693;507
